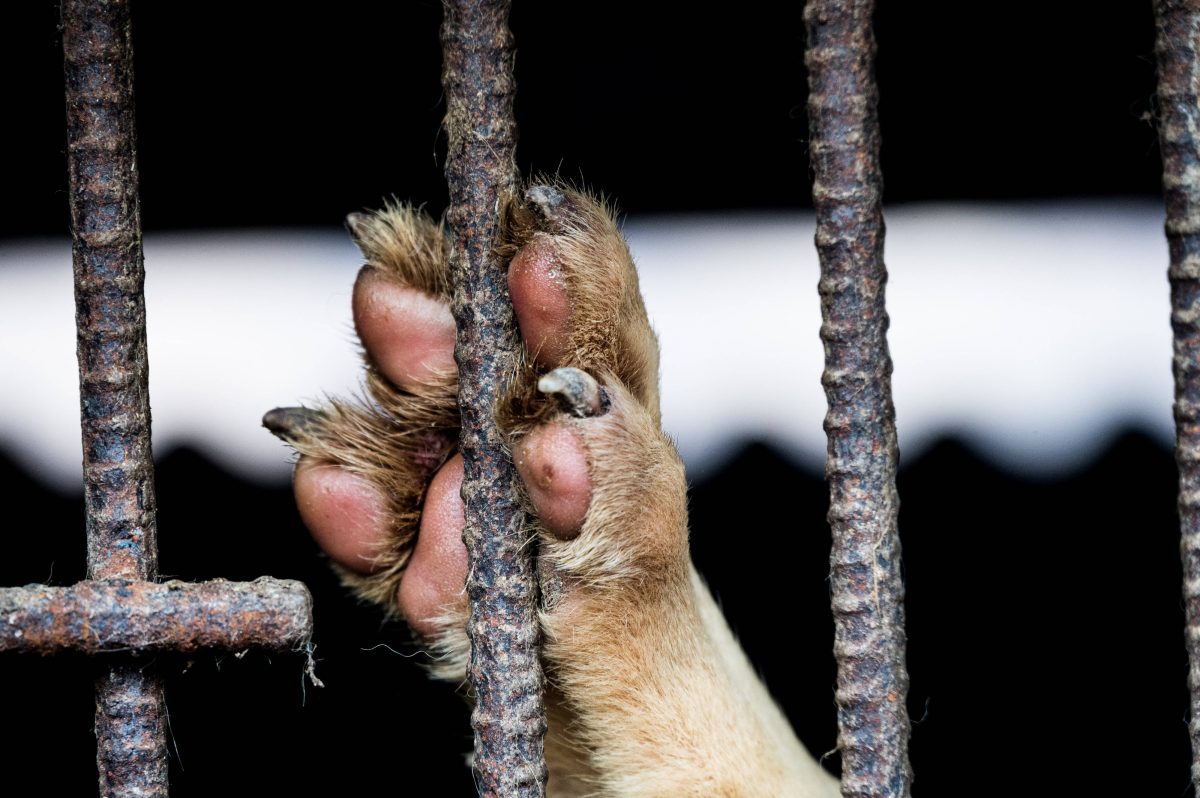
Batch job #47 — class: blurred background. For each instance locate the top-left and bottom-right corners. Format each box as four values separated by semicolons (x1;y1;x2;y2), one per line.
0;1;1185;795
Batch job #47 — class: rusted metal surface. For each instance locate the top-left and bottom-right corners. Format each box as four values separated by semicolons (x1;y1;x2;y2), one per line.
36;3;319;796
0;578;312;655
94;664;169;796
1155;0;1200;787
804;2;913;796
62;2;170;794
65;0;157;585
441;1;548;795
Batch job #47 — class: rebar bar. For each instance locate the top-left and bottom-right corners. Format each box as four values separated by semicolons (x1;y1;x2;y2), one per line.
0;578;313;655
1155;0;1200;787
44;4;324;795
804;2;913;796
62;1;169;794
440;1;548;795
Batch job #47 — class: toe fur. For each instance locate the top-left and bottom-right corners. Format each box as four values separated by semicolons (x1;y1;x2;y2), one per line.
500;181;661;419
347;202;451;300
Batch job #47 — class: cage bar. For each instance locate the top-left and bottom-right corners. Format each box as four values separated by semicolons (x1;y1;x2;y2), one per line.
1155;0;1200;788
804;2;914;796
0;578;312;656
0;3;315;795
440;1;549;795
61;1;169;791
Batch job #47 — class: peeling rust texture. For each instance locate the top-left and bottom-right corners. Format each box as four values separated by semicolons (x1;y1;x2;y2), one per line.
95;664;168;797
804;2;913;797
441;0;548;795
62;1;167;794
1156;0;1200;788
0;578;313;656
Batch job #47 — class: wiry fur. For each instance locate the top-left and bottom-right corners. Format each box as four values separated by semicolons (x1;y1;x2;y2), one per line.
285;201;460;612
498;184;660;421
348;202;452;299
286;183;840;796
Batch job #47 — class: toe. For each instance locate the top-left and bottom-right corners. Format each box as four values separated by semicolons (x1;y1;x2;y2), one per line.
398;454;470;638
353;266;456;391
509;235;572;368
515;422;591;539
293;458;391;574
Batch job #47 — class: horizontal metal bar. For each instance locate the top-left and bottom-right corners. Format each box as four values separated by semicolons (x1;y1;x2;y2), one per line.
0;577;312;655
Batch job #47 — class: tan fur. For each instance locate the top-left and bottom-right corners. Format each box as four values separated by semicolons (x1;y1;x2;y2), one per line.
350;202;452;299
287;183;839;796
499;186;660;418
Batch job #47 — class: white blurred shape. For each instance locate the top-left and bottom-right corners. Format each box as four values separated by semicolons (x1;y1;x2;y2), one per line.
883;202;1172;473
0;201;1175;490
0;231;364;489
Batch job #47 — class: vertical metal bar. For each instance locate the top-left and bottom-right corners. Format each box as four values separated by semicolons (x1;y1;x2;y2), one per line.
440;1;548;795
62;1;168;795
1155;0;1200;788
64;0;157;583
804;2;913;796
94;665;168;796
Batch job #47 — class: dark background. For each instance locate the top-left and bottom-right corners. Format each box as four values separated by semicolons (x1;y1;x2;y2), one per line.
0;2;1187;796
0;1;1164;238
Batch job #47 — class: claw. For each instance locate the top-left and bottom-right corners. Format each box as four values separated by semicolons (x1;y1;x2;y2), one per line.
262;406;326;445
525;184;572;230
537;367;604;418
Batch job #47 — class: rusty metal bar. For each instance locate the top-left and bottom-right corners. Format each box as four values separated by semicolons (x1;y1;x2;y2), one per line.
62;0;167;793
804;2;913;796
65;0;155;584
1155;0;1200;787
0;3;323;794
440;1;548;795
0;578;312;655
94;664;168;794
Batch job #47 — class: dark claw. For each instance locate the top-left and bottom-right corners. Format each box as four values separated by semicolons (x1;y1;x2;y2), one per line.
525;184;572;230
537;367;604;418
262;406;325;445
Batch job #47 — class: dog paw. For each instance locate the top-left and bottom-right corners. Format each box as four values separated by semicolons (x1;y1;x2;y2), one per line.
267;185;839;797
